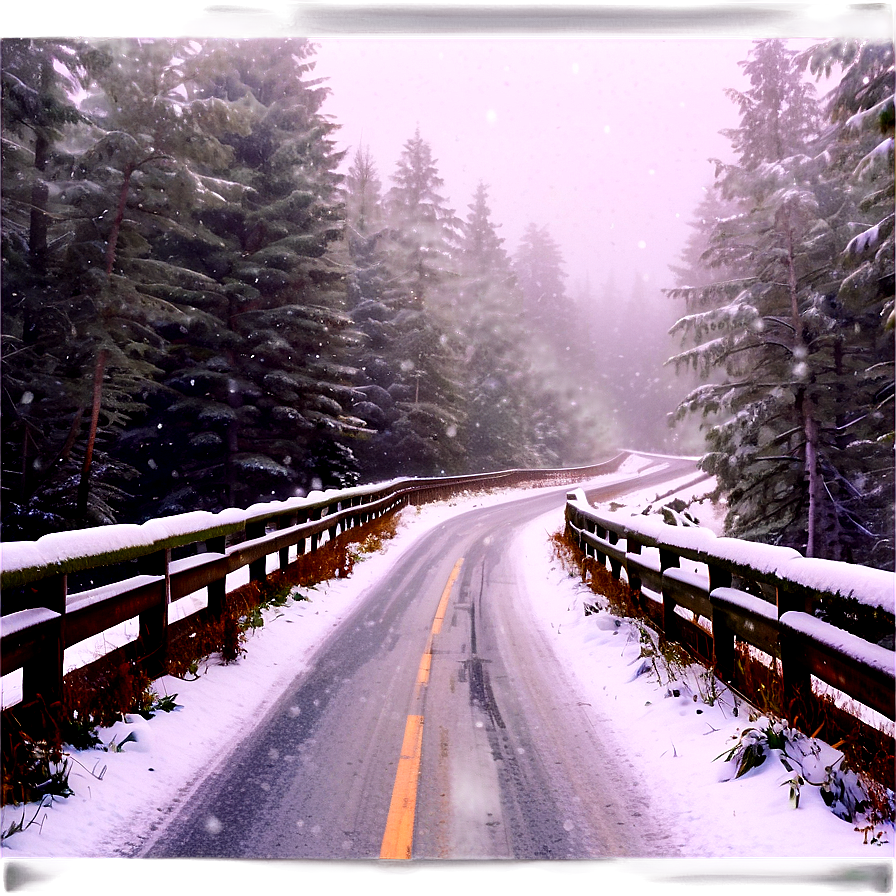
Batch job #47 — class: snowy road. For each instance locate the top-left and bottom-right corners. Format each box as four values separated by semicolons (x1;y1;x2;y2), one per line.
140;466;693;860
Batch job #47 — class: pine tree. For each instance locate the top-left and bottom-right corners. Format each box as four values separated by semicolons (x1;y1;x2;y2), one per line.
511;222;612;465
669;184;743;291
342;145;407;478
385;126;461;302
454;183;542;469
798;39;895;568
367;131;464;475
143;37;360;509
668;38;893;567
59;37;283;519
582;272;684;453
0;38;148;535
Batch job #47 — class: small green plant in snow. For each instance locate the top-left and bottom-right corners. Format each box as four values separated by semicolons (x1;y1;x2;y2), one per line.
716;715;887;831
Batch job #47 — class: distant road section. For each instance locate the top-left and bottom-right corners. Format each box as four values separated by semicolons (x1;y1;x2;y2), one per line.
142;460;695;859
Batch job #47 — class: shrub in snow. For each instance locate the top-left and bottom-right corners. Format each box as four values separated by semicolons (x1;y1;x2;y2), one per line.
716;715;888;829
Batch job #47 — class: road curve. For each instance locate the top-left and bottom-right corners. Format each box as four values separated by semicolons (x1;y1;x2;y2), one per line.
139;460;695;859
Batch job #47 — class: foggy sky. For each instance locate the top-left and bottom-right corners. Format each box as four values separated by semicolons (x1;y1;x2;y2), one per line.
313;37;753;295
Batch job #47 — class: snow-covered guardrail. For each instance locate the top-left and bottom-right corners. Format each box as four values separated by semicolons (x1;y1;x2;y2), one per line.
565;488;896;723
0;457;627;710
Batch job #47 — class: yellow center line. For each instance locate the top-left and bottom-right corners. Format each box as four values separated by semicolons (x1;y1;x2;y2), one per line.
416;651;432;687
379;714;424;860
379;556;465;861
432;557;464;635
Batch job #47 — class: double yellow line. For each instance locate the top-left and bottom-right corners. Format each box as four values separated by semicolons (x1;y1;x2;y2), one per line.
379;557;464;860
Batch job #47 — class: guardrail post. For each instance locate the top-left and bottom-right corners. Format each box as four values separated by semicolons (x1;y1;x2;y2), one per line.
626;537;643;606
776;583;813;617
35;573;67;616
246;520;267;582
709;596;736;684
779;627;812;717
591;521;607;566
310;507;322;551
295;512;308;554
22;613;64;708
206;536;226;618
708;563;732;592
659;548;680;640
608;532;622;578
278;513;294;570
138;548;170;678
328;503;339;542
707;566;734;682
582;519;593;559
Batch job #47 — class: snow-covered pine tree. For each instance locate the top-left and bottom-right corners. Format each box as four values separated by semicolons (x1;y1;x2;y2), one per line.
368;129;464;475
669;183;743;294
342;144;412;478
583;272;684;453
668;38;893;568
796;39;895;568
129;38;361;513
51;38;269;520
0;39;153;535
511;222;612;465
454;182;544;469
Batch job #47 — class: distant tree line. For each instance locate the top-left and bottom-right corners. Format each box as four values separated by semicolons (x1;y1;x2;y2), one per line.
668;39;894;570
1;37;608;538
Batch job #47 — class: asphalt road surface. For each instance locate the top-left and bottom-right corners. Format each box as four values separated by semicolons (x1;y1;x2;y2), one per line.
140;460;696;860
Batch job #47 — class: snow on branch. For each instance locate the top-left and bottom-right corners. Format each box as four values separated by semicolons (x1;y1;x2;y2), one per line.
853;137;894;182
669;300;759;341
665;278;756;306
844;213;895;259
845;95;896;136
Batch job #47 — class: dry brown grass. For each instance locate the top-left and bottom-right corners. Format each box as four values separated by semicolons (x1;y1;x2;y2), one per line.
1;698;67;807
551;528;641;618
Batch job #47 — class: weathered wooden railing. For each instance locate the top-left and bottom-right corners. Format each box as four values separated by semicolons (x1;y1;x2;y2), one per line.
0;457;627;710
565;488;896;724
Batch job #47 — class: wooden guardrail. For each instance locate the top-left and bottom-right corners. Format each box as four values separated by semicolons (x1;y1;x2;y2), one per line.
565;489;896;724
0;457;628;710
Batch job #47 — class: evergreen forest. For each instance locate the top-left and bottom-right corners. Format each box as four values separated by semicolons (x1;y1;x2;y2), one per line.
1;37;893;572
1;37;613;538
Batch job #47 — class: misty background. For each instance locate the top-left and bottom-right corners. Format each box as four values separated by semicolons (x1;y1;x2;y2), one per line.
314;37;749;289
312;38;760;453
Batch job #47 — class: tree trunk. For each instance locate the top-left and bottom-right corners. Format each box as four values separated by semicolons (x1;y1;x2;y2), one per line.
77;349;108;516
29;131;50;267
802;393;821;558
785;221;840;559
28;59;53;267
783;212;824;557
105;164;134;276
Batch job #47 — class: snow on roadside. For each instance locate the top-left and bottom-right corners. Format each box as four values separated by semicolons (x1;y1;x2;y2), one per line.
1;464;892;894
516;505;894;860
